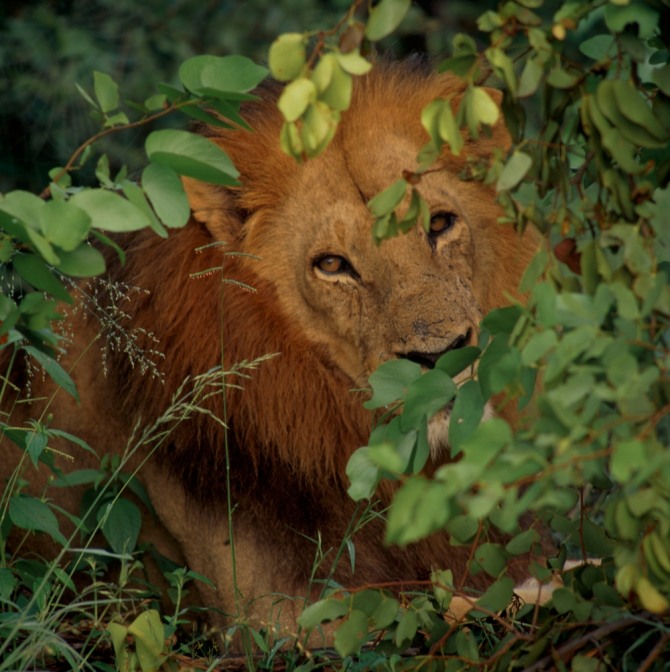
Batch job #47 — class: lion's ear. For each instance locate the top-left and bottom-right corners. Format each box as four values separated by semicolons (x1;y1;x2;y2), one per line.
182;176;242;242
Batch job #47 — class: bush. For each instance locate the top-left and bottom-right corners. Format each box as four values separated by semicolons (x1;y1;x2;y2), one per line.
1;0;669;669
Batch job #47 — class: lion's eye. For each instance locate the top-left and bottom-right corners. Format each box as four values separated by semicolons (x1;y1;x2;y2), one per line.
314;255;352;275
428;212;457;239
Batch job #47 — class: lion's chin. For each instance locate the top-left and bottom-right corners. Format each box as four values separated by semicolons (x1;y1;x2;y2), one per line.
428;402;495;461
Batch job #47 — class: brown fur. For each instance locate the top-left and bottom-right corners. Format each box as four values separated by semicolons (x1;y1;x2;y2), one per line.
1;62;539;637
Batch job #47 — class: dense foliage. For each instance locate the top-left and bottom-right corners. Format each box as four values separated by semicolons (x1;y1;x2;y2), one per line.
1;0;669;670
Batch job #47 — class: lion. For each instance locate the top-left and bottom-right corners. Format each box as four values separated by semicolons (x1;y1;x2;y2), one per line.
1;61;540;639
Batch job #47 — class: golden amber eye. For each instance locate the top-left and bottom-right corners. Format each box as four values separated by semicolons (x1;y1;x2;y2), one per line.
429;212;457;236
316;255;347;274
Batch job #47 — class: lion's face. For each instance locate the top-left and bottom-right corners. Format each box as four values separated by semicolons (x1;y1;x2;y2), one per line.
245;141;484;386
189;67;536;414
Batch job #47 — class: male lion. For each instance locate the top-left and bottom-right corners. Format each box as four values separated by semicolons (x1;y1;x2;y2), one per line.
1;62;539;636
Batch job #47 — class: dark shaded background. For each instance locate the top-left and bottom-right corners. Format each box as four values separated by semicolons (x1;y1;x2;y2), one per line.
0;0;501;194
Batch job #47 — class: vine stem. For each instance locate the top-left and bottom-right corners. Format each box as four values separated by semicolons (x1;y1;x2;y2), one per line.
523;616;639;672
39;99;198;199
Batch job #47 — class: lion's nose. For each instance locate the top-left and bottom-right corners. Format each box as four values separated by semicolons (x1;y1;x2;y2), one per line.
398;329;472;370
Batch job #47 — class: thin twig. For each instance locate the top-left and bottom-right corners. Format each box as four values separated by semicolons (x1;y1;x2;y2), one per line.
522;616;639;672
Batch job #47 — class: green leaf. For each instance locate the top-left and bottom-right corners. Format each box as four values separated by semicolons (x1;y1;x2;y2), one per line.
604;2;660;39
0;190;44;233
70;189;152;232
93;71;119;113
335;51;373;76
39;199;91;252
371;596;400;629
121;179;167;238
142;163;190;228
365;0;411;41
346;447;381;501
0;568;17;601
394;609;418;647
610;439;644;482
431;569;453;610
448;380;485;454
435;346;480;378
401;369;457;431
99;498;141;554
145;130;239;186
497;151;533;192
470;576;514;617
517;57;545;97
9;495;67;546
179;55;268;99
23;345;79;401
277;78;317;122
579;34;616;61
478;334;521;399
127;609;166;672
386;478;451;545
334;609;368;657
546;67;579;89
298;597;348;627
461;418;511;465
55;244;106;278
468;87;500;127
25;426;48;466
609;80;667;141
521;330;557;365
364;358;421;409
269;33;306;82
367;178;408;217
315;55;354;111
13;253;72;303
473;542;507;578
505;529;539;555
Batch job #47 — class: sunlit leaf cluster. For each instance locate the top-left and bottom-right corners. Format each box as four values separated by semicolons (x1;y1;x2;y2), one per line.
269;0;411;159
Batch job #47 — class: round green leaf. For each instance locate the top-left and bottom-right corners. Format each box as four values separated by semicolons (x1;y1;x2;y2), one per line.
0;190;45;232
394;609;418;647
346;447;381;501
268;33;306;82
179;55;268;98
469;86;500;126
278;78;317;123
145;130;239;186
317;57;353;111
365;0;411;41
448;380;485;454
128;610;165;670
435;345;481;378
470;576;514;617
93;71;119;113
298;597;348;628
99;498;141;554
473;542;507;577
142;163;190;229
401;369;457;431
71;189;152;232
371;596;400;629
335;51;373;75
40;199;91;252
497;151;533;192
367;178;408;218
364;357;421;409
13;253;72;302
55;244;106;278
334;609;368;657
